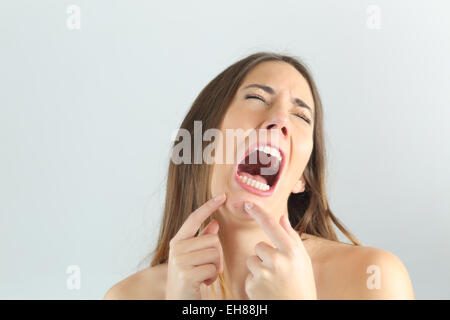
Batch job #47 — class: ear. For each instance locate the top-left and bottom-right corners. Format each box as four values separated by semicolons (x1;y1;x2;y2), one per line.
291;177;305;194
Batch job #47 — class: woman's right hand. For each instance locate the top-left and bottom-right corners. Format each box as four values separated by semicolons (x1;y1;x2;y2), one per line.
165;193;226;300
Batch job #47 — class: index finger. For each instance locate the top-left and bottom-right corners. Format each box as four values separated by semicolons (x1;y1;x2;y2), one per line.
244;201;292;252
172;193;226;242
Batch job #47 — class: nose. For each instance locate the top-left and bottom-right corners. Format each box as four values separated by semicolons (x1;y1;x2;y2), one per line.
262;115;289;139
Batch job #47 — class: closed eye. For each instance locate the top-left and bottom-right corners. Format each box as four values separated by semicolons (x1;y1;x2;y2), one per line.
246;94;311;124
293;112;311;124
245;94;266;103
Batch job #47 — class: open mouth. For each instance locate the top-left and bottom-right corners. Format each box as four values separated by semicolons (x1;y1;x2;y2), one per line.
234;143;285;196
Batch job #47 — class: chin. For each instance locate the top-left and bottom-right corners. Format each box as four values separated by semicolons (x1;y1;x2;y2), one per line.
222;181;280;219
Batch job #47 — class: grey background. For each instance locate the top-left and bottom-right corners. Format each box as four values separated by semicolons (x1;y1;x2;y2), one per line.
0;0;449;299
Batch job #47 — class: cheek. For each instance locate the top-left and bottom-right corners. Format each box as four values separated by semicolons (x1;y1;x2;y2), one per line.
292;128;314;159
210;163;227;194
287;137;313;177
221;105;240;129
222;102;261;130
210;128;234;193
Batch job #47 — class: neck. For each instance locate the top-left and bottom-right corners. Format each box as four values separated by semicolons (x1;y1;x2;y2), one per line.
220;227;271;299
215;204;289;300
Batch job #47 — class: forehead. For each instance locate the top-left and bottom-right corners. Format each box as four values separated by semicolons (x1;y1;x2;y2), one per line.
240;61;315;109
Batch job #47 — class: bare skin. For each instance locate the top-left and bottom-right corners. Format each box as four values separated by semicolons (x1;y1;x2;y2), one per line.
104;231;414;299
104;194;414;299
104;61;414;300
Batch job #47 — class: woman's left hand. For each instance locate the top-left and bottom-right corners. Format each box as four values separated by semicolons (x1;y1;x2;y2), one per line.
243;201;317;300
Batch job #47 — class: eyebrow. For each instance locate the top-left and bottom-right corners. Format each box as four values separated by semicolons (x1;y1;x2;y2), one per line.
243;83;314;116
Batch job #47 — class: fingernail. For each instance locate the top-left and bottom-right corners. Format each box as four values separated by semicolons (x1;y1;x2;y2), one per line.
213;193;225;201
244;201;253;212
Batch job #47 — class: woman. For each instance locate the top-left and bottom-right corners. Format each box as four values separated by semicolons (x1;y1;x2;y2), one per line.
104;52;414;300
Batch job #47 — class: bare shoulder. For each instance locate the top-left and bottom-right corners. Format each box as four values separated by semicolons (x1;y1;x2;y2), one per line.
341;245;415;299
306;234;415;300
103;264;168;300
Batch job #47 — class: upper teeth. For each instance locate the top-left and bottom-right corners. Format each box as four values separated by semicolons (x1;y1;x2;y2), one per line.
255;145;282;162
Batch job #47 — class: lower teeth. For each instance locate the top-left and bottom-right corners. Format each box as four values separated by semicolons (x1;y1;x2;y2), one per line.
238;174;270;191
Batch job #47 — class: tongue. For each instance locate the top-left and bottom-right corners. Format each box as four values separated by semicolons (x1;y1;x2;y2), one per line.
238;172;269;185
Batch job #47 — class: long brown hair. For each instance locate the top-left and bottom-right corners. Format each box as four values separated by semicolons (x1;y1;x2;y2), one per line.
145;52;361;299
